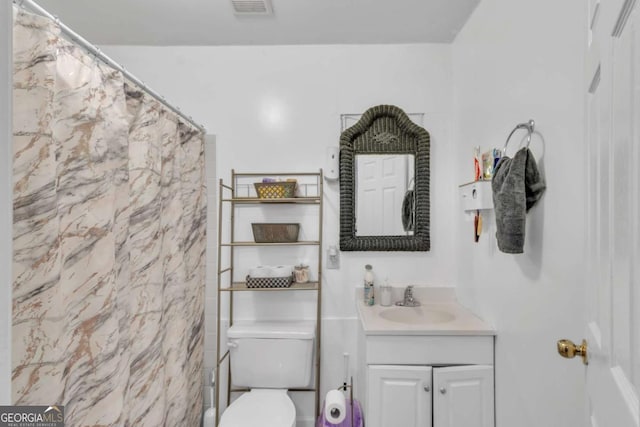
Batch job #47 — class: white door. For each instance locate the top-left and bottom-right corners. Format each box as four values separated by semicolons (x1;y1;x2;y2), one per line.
433;366;494;427
578;0;640;425
367;365;432;427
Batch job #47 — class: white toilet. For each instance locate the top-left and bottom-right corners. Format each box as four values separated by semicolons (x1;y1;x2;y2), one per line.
219;321;316;427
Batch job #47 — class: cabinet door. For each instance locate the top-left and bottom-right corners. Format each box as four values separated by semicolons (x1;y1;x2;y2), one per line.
433;365;494;427
367;365;432;427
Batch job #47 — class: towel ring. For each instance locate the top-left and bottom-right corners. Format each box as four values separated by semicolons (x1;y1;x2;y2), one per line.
502;119;535;155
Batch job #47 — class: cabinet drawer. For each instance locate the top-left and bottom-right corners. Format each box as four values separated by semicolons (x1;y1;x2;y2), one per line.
365;335;493;365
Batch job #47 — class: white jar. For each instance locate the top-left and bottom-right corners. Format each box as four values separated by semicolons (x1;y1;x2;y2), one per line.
294;265;309;283
380;285;392;307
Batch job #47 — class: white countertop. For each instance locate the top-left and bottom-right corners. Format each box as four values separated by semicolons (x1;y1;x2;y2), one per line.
356;287;495;336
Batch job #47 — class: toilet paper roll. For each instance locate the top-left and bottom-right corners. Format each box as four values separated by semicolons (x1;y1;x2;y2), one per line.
272;265;293;277
249;266;271;278
324;390;346;425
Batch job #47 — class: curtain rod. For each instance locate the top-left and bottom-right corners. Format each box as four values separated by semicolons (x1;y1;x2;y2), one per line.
14;0;206;133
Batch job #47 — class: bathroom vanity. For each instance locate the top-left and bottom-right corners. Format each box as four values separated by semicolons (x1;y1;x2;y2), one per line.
355;288;495;427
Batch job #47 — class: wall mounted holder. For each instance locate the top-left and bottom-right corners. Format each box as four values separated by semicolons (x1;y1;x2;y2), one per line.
325;147;339;181
459;180;493;211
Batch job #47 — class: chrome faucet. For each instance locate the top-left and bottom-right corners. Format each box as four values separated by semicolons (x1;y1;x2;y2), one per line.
396;285;420;307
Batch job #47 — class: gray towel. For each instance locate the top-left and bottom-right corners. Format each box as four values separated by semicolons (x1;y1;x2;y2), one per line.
402;189;415;232
492;147;546;253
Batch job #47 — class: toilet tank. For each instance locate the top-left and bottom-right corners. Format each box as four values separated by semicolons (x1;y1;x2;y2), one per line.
227;321;315;389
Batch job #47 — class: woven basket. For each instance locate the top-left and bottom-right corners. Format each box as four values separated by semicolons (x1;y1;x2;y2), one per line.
254;182;297;199
246;274;294;288
251;223;300;243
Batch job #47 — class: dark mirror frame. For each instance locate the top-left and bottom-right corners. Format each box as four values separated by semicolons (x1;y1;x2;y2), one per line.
340;105;430;251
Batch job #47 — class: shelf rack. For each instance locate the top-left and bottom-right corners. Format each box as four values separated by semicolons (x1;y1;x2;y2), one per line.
215;170;323;426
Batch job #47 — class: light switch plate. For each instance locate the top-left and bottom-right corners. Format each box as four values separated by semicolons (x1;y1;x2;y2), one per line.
326;247;340;269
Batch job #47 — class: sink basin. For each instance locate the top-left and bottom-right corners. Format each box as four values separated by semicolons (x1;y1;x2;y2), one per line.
378;306;456;324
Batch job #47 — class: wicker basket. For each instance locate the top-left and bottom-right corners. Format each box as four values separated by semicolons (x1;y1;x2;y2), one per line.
254;182;297;199
251;223;300;243
246;274;294;288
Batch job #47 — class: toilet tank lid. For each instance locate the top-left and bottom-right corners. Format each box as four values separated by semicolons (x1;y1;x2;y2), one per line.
228;321;315;339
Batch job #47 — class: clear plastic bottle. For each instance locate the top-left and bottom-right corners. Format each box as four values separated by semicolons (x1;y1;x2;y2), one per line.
364;264;374;305
380;277;392;307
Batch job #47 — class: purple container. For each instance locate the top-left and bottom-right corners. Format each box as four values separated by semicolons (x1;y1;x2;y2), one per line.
316;398;363;427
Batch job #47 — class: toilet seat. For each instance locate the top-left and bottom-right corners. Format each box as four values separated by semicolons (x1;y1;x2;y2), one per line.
219;389;296;427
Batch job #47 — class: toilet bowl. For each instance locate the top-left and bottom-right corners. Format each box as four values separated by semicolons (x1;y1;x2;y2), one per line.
218;321;316;427
219;389;295;427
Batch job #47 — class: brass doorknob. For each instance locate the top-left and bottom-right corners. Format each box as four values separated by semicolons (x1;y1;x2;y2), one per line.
557;339;588;365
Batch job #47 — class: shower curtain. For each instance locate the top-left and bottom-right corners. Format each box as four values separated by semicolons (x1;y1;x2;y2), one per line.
12;8;206;427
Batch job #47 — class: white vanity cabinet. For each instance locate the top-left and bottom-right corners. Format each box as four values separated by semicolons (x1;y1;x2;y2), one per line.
355;292;496;427
357;330;495;427
366;364;494;427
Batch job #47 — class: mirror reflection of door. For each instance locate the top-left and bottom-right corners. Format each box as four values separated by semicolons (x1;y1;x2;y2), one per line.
355;154;414;236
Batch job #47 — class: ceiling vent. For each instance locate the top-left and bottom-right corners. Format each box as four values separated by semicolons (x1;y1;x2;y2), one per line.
231;0;274;15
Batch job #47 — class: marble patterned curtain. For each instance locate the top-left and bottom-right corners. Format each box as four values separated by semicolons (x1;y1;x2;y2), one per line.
12;8;205;427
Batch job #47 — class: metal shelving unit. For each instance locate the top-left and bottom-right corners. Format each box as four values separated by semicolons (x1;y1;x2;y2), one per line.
215;170;323;426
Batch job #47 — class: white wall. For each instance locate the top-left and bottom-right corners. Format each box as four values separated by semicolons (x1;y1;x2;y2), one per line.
103;43;455;422
452;1;586;426
0;2;13;405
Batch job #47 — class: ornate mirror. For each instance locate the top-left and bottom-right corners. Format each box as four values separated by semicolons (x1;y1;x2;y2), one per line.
340;105;430;251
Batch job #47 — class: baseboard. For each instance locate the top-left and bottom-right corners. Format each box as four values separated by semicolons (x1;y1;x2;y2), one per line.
297;416;316;427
